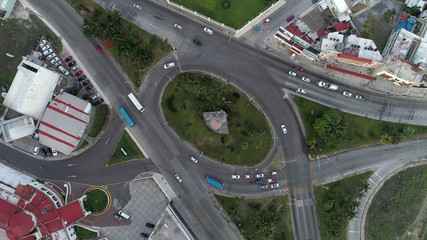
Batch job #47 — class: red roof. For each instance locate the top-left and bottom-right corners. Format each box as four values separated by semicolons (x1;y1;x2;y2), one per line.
8;211;34;237
301;34;314;44
317;28;329;38
400;11;409;22
285;23;303;36
334;21;349;32
58;200;85;226
326;65;374;80
337;54;372;63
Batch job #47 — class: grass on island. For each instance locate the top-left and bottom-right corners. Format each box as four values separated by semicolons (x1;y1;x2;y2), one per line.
294;96;427;155
66;0;172;87
88;104;108;138
74;226;98;240
108;130;145;166
172;0;278;29
315;172;372;240
365;165;427;240
0;15;61;86
83;189;108;213
215;195;294;240
162;73;271;165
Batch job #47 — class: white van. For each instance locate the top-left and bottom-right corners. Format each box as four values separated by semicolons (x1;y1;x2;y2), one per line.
118;210;130;219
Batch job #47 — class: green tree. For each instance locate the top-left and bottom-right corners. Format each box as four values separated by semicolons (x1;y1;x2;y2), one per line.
403;126;415;136
361;21;372;38
380;133;392;145
404;6;421;16
323;199;335;212
308;138;317;150
383;9;397;22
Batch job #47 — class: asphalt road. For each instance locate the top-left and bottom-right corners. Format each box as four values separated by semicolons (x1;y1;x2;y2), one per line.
6;0;427;240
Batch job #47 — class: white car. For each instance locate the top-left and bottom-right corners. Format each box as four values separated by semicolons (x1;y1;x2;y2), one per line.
281;124;287;134
271;183;280;189
203;27;213;35
343;91;352;97
91;93;100;100
133;4;142;10
54;61;61;68
51;57;60;64
47;53;56;61
301;76;310;82
255;173;264;178
51;148;58;156
355;94;364;100
174;24;182;30
42;45;50;52
175;174;182;183
164;62;175;69
190;156;198;163
244;174;253;179
43;48;53;56
72;64;80;71
39;39;47;48
288;71;296;77
231;174;241;179
296;88;306;94
270;170;279;175
33;146;39;155
266;178;275;183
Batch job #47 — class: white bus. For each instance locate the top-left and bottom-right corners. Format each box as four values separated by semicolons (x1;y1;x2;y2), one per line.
127;93;145;112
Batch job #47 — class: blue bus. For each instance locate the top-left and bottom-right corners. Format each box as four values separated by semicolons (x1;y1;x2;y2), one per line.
206;176;224;189
119;107;135;127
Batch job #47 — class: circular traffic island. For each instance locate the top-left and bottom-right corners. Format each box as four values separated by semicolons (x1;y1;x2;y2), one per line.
83;188;109;214
162;72;271;165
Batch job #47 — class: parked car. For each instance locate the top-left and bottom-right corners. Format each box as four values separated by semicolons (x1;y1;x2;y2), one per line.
82;80;90;86
154;12;163;20
65;56;73;62
51;148;58;156
343;91;352;97
47;53;56;61
42;45;50;52
295;66;304;71
140;233;149;238
43;48;53;56
175;173;182;183
255;179;263;184
355;94;364;100
145;223;155;228
231;174;241;179
190;156;198;163
77;75;86;81
296;88;306;94
85;84;93;91
91;93;100;100
301;76;310;82
33;146;39;155
95;45;102;53
263;17;271;24
71;64;80;71
203;27;213;35
94;98;104;106
193;39;202;46
244;175;253;179
270;170;279;175
288;71;296;77
87;88;96;95
259;185;268;189
39;39;47;48
133;3;142;10
46;148;53;157
50;57;60;64
266;178;275;183
40;148;47;157
287;15;295;22
255;173;264;178
68;60;76;67
271;183;280;189
114;214;122;220
75;70;83;77
174;24;182;30
253;26;261;33
281;124;287;134
164;62;175;69
53;61;61;68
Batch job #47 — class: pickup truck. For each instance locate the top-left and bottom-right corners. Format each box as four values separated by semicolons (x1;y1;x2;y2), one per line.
317;81;338;90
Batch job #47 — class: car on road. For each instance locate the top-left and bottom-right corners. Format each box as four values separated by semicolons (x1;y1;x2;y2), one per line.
95;45;102;53
145;223;155;228
41;148;47;157
190;156;198;163
259;185;268;189
255;173;264;178
94;98;104;106
68;60;76;67
175;173;182;182
255;179;263;184
343;91;352;97
296;88;306;94
288;71;296;77
47;53;56;61
244;174;252;179
72;64;80;71
263;17;271;24
355;94;364;100
133;3;142;10
193;39;202;46
301;76;310;82
164;62;175;69
287;15;295;22
154;13;163;20
203;27;213;35
231;174;241;179
270;170;279;175
52;148;58;156
140;233;149;238
65;56;72;62
82;80;90;86
281;124;287;134
253;26;261;33
77;75;86;81
266;178;275;183
33;146;39;155
75;70;83;77
39;39;47;48
271;183;280;189
295;66;304;71
174;24;182;30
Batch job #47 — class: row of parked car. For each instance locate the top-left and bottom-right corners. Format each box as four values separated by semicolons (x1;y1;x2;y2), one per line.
39;39;70;76
33;146;57;157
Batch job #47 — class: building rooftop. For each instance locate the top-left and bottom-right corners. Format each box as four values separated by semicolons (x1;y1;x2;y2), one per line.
0;0;16;19
345;35;383;62
0;116;35;142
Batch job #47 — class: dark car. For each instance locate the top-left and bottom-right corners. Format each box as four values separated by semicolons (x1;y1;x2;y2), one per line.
75;70;83;77
255;179;263;184
77;75;86;81
65;56;73;62
94;98;104;106
154;13;163;20
87;88;96;95
145;223;155;228
68;60;76;67
85;84;93;91
287;15;295;22
82;80;90;87
193;39;202;46
46;148;53;157
140;233;149;238
40;148;47;157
